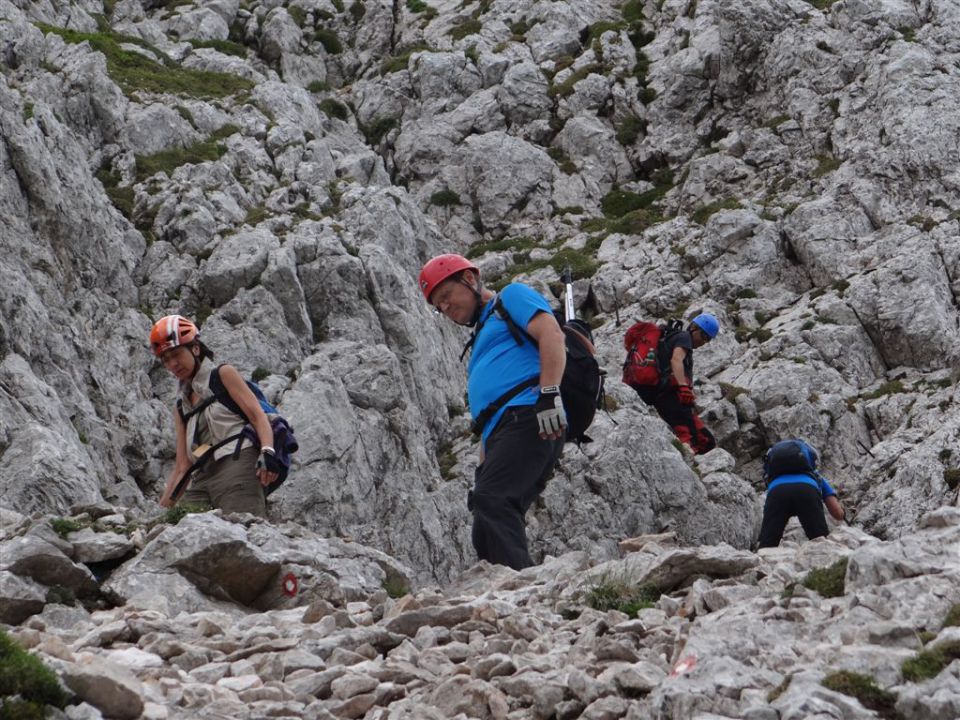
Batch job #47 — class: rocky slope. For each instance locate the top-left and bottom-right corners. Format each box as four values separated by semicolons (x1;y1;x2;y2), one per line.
2;504;959;719
0;0;958;689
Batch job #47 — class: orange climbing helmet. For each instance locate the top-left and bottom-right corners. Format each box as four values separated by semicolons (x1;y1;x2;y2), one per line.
418;254;478;303
150;315;199;357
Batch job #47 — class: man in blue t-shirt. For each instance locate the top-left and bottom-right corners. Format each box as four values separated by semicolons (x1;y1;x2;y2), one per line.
419;254;567;570
757;439;845;548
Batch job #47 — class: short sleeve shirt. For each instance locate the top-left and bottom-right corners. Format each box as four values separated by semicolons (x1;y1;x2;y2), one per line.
661;330;694;381
467;283;552;442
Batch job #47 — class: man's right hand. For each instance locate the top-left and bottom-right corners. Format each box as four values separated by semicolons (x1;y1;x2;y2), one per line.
677;385;696;405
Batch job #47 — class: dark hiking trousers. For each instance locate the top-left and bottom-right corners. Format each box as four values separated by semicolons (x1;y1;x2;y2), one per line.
469;406;564;570
635;386;716;454
757;482;829;548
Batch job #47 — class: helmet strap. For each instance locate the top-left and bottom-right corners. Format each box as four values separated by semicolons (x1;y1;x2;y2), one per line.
460;276;484;328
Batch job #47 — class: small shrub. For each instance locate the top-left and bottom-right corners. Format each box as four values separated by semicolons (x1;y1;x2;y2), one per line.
622;0;644;23
585;579;660;618
821;670;900;719
429;189;461;207
616;115;645;146
406;0;428;11
162;502;213;526
736;288;757;299
308;80;330;93
251;367;270;382
319;98;349;120
349;1;366;23
314;28;343;54
361;116;398;145
902;640;960;682
943;469;960;490
436;442;457;481
547;147;578;175
802;558;847;598
0;630;68;717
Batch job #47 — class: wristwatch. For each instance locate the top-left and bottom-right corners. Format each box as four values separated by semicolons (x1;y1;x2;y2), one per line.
540;385;561;395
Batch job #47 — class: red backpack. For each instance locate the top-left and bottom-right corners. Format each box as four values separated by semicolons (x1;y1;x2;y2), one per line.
622;319;683;388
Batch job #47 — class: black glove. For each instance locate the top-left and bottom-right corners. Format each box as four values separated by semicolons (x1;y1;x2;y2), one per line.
256;448;283;474
535;386;567;437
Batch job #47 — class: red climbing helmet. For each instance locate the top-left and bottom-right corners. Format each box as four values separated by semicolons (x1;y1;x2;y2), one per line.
149;315;199;357
418;254;478;304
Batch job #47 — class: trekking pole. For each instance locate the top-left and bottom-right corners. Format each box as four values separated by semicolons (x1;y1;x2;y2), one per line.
562;266;575;322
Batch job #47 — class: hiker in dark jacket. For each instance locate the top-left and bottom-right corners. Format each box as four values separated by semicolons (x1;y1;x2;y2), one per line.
419;254;566;570
635;313;718;454
151;315;280;516
758;439;845;548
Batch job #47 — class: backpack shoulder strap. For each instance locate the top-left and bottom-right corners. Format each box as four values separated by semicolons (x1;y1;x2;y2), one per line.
494;297;534;347
209;365;248;421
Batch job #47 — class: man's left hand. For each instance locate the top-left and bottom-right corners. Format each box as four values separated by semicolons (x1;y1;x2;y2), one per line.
535;388;567;439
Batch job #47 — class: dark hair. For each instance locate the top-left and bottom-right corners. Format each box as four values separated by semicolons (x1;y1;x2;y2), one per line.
195;340;215;361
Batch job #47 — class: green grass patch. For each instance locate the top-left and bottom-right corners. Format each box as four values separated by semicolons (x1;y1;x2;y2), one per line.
162;502;213;526
429;189;461;207
601;184;670;219
36;23;253;98
380;43;431;74
821;671;901;719
307;80;330;93
0;630;68;719
314;28;343;55
622;0;644;23
547;147;578;175
902;640;960;682
251;367;270;382
407;0;428;11
943;604;960;628
763;114;790;129
448;17;482;41
805;0;842;9
802;558;847;598
691;197;742;224
50;517;86;538
382;577;409;599
587;20;627;43
319;98;349;120
188;38;247;57
96;165;135;219
616;115;646;146
736;288;757;299
863;380;906;400
585;579;660;617
134;128;235;181
813;155;842;177
549;63;603;98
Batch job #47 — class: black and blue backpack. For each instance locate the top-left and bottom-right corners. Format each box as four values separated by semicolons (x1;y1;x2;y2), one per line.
763;439;824;491
174;365;298;498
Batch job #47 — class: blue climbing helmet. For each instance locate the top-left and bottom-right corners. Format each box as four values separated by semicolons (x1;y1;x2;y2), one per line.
763;439;820;485
691;312;720;339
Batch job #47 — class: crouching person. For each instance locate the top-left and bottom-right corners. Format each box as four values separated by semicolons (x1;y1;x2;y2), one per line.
758;439;845;548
